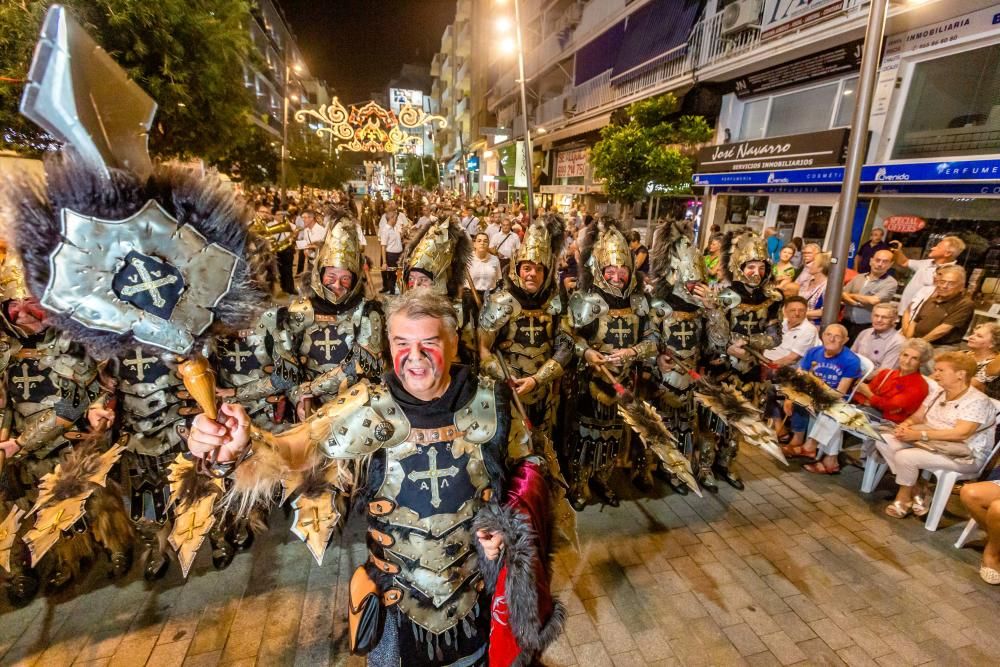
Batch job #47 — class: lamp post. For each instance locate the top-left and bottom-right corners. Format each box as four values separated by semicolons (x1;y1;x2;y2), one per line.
821;0;889;325
280;54;303;206
497;0;535;220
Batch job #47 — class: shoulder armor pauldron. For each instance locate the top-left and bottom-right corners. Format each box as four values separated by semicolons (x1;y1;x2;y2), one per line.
763;285;783;304
313;380;409;458
454;376;499;444
286;298;315;334
0;336;18;374
357;306;384;351
479;290;520;333
568;292;608;328
546;293;563;316
630;293;650;317
648;298;674;326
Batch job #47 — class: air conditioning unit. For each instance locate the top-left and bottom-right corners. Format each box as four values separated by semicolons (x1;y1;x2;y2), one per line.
562;96;577;115
721;0;763;35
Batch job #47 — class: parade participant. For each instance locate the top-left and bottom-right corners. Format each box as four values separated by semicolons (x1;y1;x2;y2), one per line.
400;217;479;366
562;218;658;509
186;289;563;667
280;217;385;414
647;219;712;493
479;214;572;446
0;254;131;601
702;232;783;489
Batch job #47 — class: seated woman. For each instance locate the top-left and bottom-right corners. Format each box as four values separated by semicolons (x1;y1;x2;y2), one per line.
877;351;998;519
959;472;1000;585
801;339;932;474
968;322;1000;399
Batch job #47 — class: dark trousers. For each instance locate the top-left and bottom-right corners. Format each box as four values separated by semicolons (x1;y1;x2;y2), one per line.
276;247;295;295
382;251;401;294
844;320;869;345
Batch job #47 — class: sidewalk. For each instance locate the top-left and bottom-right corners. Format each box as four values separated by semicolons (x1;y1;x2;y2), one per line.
1;446;998;666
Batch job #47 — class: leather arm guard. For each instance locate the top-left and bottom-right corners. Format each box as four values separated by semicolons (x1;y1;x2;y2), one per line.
15;410;68;455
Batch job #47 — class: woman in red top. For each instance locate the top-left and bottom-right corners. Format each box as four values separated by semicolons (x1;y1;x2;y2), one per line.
854;339;933;422
803;339;932;474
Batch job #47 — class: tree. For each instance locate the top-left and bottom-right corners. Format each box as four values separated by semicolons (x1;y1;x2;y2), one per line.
284;130;353;189
590;93;713;220
399;154;439;190
0;0;270;174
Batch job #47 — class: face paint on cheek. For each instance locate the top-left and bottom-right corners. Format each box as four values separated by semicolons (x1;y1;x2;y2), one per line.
392;350;410;376
421;347;444;372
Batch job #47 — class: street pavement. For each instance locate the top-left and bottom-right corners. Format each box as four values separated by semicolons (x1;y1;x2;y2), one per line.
2;447;1000;666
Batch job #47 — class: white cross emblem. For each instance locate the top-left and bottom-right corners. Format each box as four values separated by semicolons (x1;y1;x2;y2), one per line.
522;316;544;345
313;329;343;361
609;320;632;347
224;342;251;372
119;257;179;308
123;348;157;382
12;363;44;400
406;448;460;509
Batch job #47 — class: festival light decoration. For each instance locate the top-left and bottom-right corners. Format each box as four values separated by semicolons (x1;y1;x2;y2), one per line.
295;97;446;154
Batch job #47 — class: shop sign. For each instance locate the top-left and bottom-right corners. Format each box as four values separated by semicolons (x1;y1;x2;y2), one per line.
861;159;1000;183
555;148;588;179
734;40;862;98
883;215;927;233
696;129;849;173
761;0;843;41
694;166;845;187
540;185;586;194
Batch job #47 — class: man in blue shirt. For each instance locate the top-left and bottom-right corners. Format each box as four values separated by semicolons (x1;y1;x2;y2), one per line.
781;324;862;458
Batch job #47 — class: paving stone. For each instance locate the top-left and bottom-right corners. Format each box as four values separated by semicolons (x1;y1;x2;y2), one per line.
759;631;808;666
723;623;768;657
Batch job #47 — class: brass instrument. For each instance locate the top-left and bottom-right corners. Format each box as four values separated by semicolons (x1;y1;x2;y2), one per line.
250;214;295;254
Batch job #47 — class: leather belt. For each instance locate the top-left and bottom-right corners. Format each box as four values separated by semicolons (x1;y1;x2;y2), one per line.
671;311;699;321
368;528;394;547
368;499;396;516
409;426;463;444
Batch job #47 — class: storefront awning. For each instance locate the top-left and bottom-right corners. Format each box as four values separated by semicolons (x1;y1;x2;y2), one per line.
611;0;700;83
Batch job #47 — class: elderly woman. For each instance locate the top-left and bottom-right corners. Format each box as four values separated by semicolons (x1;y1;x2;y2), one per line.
801;339;933;474
968;322;1000;398
877;351;998;519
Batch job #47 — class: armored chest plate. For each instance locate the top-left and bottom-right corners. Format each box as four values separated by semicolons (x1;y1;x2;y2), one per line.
663;316;700;354
7;357;57;407
597;310;640;351
300;318;353;371
119;347;170;385
217;335;263;377
731;303;769;338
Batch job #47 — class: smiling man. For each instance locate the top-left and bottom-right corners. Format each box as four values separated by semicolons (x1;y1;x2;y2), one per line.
186;289;562;666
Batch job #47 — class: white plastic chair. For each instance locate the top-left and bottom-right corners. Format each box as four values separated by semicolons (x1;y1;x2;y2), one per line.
846;353;877;402
955;518;979;548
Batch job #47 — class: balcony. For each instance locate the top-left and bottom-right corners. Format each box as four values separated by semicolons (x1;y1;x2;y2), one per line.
430;53;443;77
455;96;469;120
441;56;454;82
456;21;472;58
456;0;471;22
497;102;517;128
440;24;454;54
535;91;571;127
457;59;471;94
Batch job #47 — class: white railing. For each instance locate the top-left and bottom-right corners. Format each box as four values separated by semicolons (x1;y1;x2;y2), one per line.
535;92;570;126
688;9;760;70
574;70;615;115
497;102;517;128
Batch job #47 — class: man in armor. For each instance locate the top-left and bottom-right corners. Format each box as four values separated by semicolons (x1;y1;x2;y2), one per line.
186;289;562;666
479;213;573;445
0;254;130;601
562;219;658;510
647;219;711;493
701;232;783;489
400;217;479;366
275;216;385;416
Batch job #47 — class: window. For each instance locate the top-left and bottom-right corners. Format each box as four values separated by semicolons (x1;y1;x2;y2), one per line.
892;44;1000;159
768;83;839;137
834;77;858;127
739;99;768;141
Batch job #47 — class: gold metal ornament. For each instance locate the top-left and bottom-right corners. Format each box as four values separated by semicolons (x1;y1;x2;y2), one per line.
310;218;365;305
296;97;446;154
24;497;88;566
403;219;459;295
290;491;341;566
589;224;636;298
0;252;31;302
728;232;771;285
0;506;26;573
166;454;225;578
509;219;556;292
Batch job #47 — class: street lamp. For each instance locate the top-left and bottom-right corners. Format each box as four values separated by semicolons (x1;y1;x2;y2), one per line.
280;57;304;205
495;0;535;220
821;0;889;325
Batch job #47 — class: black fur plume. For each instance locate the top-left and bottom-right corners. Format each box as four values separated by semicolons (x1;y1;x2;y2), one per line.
774;366;842;411
4;156;269;359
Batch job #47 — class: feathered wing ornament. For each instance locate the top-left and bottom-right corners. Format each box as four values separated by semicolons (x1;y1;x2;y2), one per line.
23;440;126;566
693;385;787;466
0;505;26;573
288;463;351;565
773;367;881;440
618;400;702;496
166;454;225;578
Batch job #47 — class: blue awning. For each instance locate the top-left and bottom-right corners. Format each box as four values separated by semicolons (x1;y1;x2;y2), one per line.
574;20;626;86
611;0;700;82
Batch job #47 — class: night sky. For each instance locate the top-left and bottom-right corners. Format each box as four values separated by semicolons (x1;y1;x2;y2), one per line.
278;0;457;104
